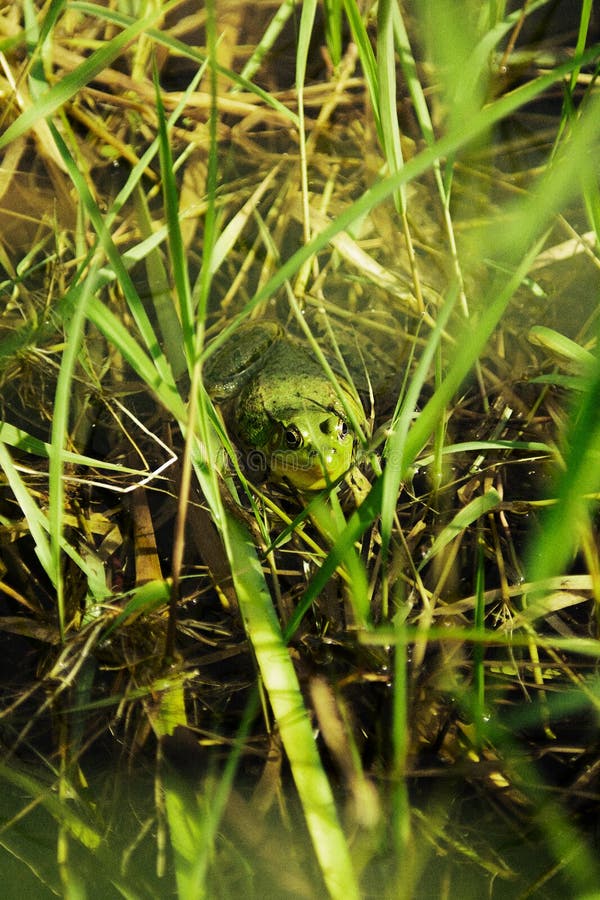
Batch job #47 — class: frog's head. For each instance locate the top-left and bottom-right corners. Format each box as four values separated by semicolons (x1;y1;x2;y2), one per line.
264;407;354;490
235;368;365;491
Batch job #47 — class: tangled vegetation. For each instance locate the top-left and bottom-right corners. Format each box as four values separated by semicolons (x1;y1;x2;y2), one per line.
0;1;599;897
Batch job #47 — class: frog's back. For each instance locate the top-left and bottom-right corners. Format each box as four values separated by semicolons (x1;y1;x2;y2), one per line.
237;337;346;419
204;321;283;400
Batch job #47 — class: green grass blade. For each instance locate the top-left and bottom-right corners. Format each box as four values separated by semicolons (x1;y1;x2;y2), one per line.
100;580;171;640
526;349;600;585
48;264;99;639
191;7;220;326
294;0;317;284
34;0;67;47
239;0;297;84
391;616;410;861
528;325;595;373
472;536;487;746
310;493;370;628
283;479;385;640
0;420;175;476
323;0;343;67
377;0;406;213
224;510;360;900
400;241;546;472
133;186;188;382
0;442;52;577
393;8;435;146
164;692;259;897
154;64;195;371
569;0;594;92
342;0;380;139
0;441;112;602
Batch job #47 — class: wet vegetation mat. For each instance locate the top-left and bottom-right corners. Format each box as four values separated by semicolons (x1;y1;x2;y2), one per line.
0;1;600;897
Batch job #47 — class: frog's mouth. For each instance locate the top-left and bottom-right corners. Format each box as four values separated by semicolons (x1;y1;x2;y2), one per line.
270;447;348;491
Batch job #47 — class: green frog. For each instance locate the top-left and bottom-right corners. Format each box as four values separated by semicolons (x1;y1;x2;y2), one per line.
204;321;366;491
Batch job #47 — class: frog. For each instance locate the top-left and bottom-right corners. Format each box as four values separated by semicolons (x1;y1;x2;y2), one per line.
204;320;366;491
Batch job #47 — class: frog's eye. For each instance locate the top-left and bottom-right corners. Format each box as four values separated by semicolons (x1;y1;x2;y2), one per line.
284;426;303;450
336;419;349;441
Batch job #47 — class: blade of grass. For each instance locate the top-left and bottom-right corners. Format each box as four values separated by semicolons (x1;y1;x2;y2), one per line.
472;535;487;747
133;186;187;381
238;0;297;85
221;508;361;900
154;59;195;373
381;281;459;558
160;0;223;660
361;622;600;659
48;262;100;640
0;442;52;577
0;420;175;477
392;614;410;867
293;0;317;296
310;492;370;628
393;5;467;316
342;0;380;140
526;347;600;586
323;0;343;68
569;0;594;95
0;764;101;852
377;0;406;215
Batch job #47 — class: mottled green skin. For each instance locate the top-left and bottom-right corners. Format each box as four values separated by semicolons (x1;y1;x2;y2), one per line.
205;323;365;490
204;321;282;401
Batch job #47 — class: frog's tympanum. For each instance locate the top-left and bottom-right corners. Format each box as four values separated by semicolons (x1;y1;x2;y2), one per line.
204;321;365;491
